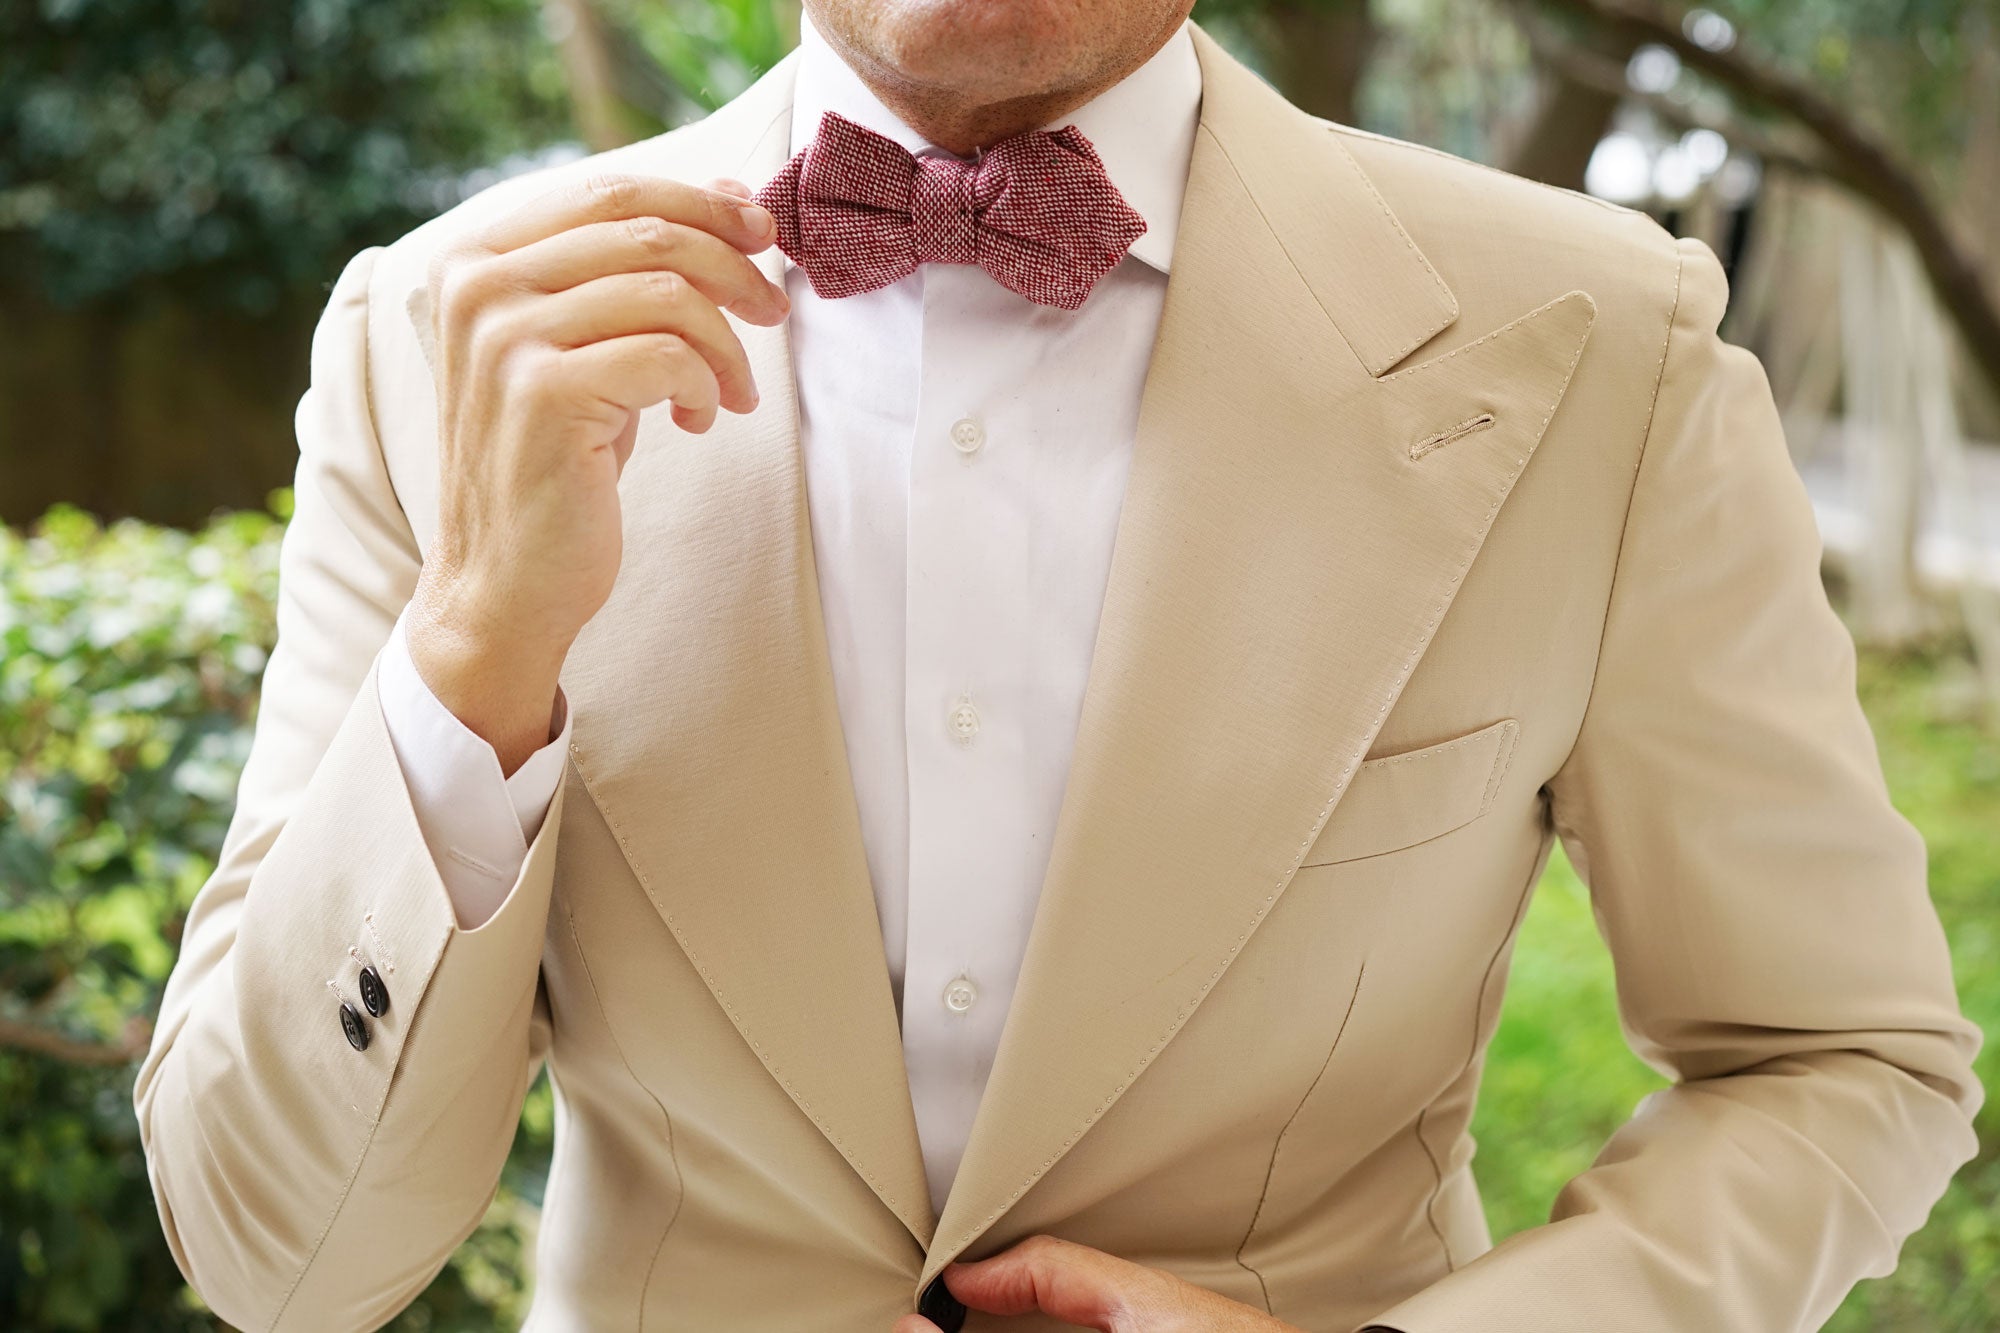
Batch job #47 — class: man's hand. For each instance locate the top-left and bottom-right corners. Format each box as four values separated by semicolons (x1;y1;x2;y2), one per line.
894;1234;1306;1332
407;172;790;772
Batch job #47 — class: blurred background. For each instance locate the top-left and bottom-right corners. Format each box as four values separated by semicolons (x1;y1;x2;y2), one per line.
2;0;1997;1327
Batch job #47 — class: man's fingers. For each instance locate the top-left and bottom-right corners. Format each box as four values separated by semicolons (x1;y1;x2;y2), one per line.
529;270;759;413
890;1317;942;1333
560;332;723;421
504;215;788;326
942;1235;1138;1329
473;173;777;257
707;176;753;199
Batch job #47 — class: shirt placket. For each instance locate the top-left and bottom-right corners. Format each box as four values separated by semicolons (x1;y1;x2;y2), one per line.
901;264;1038;1215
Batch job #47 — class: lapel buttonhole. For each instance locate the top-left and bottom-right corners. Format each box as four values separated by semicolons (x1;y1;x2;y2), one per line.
1410;412;1496;461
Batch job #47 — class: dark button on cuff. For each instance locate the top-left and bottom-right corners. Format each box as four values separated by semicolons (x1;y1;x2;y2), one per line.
338;1000;370;1051
358;965;390;1017
918;1274;966;1332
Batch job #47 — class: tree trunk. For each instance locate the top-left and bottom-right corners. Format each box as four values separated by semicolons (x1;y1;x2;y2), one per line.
1505;24;1640;190
1841;212;1930;646
1890;234;2000;723
1259;0;1377;127
545;0;638;152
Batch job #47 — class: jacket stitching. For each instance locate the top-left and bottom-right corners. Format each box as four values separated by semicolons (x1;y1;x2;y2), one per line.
1315;127;1459;370
1415;830;1549;1270
1379;289;1595;385
1299;721;1518;867
274;886;454;1327
1479;722;1521;815
1329;123;1646;219
552;878;687;1330
1361;718;1512;771
361;909;396;974
1544;236;1686;810
1233;961;1369;1315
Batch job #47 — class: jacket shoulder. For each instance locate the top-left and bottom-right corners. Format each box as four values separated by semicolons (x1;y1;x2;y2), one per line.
1329;122;1687;343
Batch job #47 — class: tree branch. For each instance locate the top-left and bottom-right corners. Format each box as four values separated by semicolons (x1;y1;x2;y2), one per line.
1532;0;2000;404
0;1014;150;1067
1507;4;1826;177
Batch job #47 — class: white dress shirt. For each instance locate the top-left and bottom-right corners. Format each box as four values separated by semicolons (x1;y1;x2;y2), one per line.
377;14;1203;1217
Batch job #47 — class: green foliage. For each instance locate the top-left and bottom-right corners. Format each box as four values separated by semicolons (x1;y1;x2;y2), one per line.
1707;0;1989;189
1;501;283;1326
0;503;286;1074
0;0;570;311
0;500;553;1328
609;0;799;117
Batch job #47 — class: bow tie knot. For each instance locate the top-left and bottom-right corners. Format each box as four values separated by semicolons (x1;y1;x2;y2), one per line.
912;154;980;266
755;110;1147;310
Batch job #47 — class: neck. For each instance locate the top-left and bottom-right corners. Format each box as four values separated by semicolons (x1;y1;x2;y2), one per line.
807;11;1192;156
863;89;1090;157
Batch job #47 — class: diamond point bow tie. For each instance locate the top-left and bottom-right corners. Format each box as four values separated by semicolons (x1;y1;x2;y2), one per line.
752;110;1147;311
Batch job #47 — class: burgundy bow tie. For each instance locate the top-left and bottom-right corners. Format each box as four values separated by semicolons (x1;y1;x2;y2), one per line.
753;110;1147;311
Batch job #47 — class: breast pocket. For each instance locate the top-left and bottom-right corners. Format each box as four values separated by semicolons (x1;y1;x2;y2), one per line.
1299;718;1520;867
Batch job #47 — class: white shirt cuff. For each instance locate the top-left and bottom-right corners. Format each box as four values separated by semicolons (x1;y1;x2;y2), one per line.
376;606;571;929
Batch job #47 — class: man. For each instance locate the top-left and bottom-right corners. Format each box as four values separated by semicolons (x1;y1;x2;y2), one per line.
135;0;1984;1326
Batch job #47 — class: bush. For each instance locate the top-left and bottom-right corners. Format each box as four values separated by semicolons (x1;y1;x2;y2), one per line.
0;498;551;1329
0;0;569;313
2;500;282;1325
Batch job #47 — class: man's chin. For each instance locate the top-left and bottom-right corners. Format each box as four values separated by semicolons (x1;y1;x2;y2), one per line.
817;0;1102;101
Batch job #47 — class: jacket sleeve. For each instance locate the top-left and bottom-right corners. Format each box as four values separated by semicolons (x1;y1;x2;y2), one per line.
133;244;570;1331
1361;234;1984;1333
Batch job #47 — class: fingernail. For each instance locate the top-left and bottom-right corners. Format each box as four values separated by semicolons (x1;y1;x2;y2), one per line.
739;201;775;239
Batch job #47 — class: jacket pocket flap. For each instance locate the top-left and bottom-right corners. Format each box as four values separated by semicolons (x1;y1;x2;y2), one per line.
1299;718;1519;867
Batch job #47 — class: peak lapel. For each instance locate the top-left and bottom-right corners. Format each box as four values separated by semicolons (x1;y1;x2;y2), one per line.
921;26;1597;1283
551;67;938;1249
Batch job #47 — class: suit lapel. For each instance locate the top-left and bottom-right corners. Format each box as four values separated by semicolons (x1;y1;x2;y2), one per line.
552;62;940;1250
920;26;1598;1283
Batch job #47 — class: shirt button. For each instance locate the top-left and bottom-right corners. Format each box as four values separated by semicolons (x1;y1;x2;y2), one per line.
949;417;984;455
948;700;980;744
338;1000;371;1052
358;965;390;1017
943;977;978;1013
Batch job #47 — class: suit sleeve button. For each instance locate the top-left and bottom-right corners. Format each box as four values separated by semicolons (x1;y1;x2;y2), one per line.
918;1275;966;1332
339;1000;371;1051
358;965;390;1017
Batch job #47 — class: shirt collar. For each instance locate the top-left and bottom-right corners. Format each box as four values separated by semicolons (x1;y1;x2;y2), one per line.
787;11;1201;274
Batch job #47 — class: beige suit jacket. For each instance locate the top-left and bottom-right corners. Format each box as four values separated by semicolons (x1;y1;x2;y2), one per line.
135;25;1984;1333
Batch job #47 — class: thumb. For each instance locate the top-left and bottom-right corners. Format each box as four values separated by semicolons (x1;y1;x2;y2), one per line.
943;1235;1139;1329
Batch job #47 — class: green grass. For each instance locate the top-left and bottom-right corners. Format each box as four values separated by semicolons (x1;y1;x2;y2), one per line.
1471;644;2000;1330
